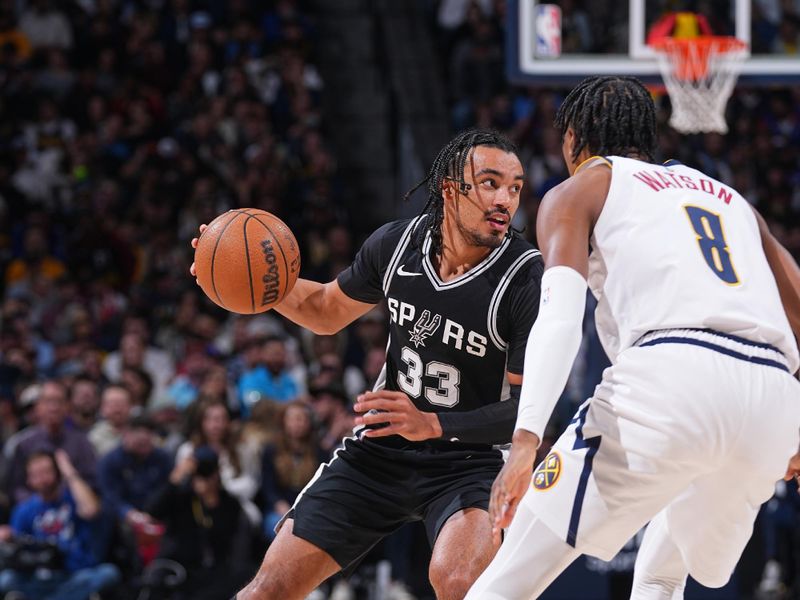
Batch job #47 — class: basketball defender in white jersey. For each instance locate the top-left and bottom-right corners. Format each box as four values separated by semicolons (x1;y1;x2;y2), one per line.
465;76;800;600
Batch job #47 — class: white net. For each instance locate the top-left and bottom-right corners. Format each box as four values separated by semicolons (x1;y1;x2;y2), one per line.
652;37;748;134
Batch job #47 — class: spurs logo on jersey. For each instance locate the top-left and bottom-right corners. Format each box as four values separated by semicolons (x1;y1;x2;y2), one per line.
389;299;487;356
408;310;442;348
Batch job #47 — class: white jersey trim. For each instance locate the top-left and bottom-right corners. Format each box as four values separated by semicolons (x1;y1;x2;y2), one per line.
382;216;424;295
421;230;512;291
487;249;542;351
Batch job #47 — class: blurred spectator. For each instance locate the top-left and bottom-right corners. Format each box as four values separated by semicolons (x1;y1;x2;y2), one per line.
97;416;171;531
88;384;133;458
0;450;119;599
260;401;325;540
159;349;215;411
18;0;72;50
757;478;800;594
120;365;154;409
103;331;174;405
67;375;99;433
5;380;96;504
175;399;261;525
237;335;299;416
146;446;251;600
0;10;32;65
309;384;354;456
4;225;66;288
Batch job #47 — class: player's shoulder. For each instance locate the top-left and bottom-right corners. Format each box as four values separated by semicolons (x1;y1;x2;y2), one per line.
496;234;544;285
506;234;543;265
367;216;423;245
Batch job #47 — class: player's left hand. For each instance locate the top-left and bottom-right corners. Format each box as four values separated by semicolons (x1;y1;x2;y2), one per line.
354;390;443;441
783;450;800;489
489;439;538;546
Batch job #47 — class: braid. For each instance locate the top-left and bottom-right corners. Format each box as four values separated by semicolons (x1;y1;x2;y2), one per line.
404;128;518;258
554;76;657;163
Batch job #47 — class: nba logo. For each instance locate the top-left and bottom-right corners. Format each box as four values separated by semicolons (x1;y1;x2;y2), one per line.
535;4;561;58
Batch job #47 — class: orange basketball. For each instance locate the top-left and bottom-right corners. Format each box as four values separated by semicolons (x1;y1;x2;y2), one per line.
194;209;300;314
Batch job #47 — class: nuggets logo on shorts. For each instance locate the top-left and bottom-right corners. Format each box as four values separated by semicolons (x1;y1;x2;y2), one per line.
532;451;562;491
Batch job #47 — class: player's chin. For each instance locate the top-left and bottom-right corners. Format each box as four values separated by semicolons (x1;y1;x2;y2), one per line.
478;229;505;248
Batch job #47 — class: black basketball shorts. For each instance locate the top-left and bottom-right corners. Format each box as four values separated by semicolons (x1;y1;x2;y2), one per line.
283;436;504;572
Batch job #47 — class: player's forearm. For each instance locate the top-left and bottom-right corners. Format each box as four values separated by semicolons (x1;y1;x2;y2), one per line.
273;278;347;335
515;267;587;442
437;386;521;445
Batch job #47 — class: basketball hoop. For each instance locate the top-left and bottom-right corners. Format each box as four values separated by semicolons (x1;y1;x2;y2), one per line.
651;36;748;134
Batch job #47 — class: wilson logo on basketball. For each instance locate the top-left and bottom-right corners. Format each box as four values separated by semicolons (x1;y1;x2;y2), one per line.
260;238;281;306
533;451;562;491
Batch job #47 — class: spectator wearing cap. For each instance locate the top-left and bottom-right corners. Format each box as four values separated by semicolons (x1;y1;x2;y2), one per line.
97;416;172;531
0;450;120;600
175;399;261;525
260;401;326;540
5;380;97;504
146;445;251;600
237;336;298;417
89;384;133;458
309;384;354;456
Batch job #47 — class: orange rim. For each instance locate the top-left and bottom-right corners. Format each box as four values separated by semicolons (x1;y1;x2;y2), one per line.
651;36;747;81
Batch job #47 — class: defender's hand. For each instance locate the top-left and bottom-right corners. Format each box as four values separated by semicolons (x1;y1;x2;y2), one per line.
354;390;443;441
189;224;208;282
489;435;538;546
783;450;800;490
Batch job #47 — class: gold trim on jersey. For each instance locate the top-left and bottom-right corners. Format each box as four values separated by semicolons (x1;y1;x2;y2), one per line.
574;155;613;175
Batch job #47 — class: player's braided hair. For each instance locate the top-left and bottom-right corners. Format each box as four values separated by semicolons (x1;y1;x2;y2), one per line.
404;128;518;258
555;76;657;163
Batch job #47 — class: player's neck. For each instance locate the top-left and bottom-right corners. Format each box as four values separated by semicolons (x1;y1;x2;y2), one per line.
434;227;493;282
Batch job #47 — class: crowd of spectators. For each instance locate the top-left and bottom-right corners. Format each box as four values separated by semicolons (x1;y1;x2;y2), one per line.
0;0;391;598
4;0;800;599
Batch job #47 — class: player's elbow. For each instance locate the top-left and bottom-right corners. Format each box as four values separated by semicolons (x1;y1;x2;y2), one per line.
306;320;344;336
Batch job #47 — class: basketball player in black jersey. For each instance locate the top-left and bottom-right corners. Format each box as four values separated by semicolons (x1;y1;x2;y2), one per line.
190;129;544;600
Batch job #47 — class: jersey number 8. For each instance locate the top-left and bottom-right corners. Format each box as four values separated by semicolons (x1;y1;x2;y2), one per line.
684;205;740;285
397;346;460;408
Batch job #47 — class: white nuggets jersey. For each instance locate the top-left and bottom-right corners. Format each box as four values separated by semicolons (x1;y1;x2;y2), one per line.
587;155;799;372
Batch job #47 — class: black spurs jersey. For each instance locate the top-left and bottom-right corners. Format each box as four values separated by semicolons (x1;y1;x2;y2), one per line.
338;216;543;425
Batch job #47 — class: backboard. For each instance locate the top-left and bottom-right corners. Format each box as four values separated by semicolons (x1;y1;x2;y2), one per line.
509;0;800;86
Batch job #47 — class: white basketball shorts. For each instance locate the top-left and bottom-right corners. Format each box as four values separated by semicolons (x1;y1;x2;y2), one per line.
524;328;800;587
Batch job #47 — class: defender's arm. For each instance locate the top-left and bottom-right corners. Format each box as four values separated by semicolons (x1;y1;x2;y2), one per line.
752;207;800;342
490;166;609;535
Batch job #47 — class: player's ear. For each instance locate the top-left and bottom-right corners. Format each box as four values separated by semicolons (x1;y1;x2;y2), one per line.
442;178;456;202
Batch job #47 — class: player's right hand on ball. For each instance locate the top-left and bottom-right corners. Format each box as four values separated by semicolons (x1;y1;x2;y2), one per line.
189;224;208;282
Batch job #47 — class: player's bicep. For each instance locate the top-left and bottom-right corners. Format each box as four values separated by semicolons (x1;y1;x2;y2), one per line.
537;169;608;276
752;206;800;339
337;221;402;304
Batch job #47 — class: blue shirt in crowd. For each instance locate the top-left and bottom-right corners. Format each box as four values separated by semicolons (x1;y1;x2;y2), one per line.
11;488;100;572
97;446;173;520
237;367;298;417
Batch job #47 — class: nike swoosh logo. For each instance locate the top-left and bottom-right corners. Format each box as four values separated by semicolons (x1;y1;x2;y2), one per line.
397;264;422;277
